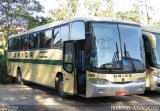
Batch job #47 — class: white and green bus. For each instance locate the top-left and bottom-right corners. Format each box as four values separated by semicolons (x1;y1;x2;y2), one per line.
142;25;160;91
8;17;146;98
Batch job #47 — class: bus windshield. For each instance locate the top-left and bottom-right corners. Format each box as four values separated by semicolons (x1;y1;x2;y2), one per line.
88;23;145;73
153;33;160;66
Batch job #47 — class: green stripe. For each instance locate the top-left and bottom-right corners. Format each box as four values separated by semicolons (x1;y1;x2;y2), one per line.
7;59;63;65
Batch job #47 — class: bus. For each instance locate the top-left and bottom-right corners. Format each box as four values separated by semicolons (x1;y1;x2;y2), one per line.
142;25;160;91
7;17;146;98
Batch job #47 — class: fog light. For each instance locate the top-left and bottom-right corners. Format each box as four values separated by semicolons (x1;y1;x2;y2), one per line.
99;89;105;93
137;87;143;91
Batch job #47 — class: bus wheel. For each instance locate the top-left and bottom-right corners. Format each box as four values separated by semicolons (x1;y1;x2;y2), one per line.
57;76;67;98
16;69;23;85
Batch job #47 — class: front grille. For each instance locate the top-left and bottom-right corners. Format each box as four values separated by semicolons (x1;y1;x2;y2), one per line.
112;81;132;84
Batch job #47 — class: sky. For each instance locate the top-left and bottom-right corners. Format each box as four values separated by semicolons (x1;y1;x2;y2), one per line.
38;0;160;21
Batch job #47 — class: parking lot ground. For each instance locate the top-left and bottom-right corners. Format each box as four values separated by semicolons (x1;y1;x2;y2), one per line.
0;84;160;111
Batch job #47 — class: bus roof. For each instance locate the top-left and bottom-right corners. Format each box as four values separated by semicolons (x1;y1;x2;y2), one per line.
142;25;160;34
8;17;140;39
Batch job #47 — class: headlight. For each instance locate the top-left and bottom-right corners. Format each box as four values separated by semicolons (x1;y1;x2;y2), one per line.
135;77;145;83
89;78;109;85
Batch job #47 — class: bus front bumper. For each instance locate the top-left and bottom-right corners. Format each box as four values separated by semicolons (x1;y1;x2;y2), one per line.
86;81;145;98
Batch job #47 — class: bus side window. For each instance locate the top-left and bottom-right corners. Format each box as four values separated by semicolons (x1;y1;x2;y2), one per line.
39;31;45;48
17;37;21;50
61;25;69;41
29;33;39;49
29;33;34;49
13;38;16;50
8;39;13;51
33;33;39;49
21;35;29;51
13;37;20;51
44;29;52;48
20;36;24;50
53;25;69;47
53;28;61;47
70;21;85;40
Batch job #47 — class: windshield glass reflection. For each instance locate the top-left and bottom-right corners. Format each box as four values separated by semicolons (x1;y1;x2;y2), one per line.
89;23;121;71
88;23;145;73
119;25;145;72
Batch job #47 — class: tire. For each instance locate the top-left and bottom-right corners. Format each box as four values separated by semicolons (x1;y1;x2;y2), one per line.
56;76;68;98
9;75;16;84
16;69;23;85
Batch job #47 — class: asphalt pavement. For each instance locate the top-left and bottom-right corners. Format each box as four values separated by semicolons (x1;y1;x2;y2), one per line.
0;84;160;111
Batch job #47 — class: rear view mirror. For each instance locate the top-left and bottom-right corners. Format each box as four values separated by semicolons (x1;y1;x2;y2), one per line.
145;42;151;53
85;32;93;38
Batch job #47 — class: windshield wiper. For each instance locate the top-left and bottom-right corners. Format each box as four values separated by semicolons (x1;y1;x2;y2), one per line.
124;43;136;72
112;42;120;62
110;42;121;70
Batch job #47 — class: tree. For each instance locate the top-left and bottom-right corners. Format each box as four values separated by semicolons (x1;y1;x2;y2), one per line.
135;0;160;24
27;16;52;29
82;0;101;16
153;21;160;26
82;0;114;17
0;0;44;45
133;0;150;24
50;0;77;21
0;0;47;83
50;0;114;21
116;10;141;23
116;12;140;23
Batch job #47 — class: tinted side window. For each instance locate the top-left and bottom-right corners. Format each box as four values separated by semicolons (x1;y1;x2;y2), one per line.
21;35;29;50
39;31;45;48
44;29;52;48
39;30;52;48
8;39;13;51
13;37;20;50
33;33;39;49
53;28;61;47
71;21;85;40
53;25;69;47
17;37;21;50
29;33;39;49
61;25;69;41
13;38;17;50
29;34;34;49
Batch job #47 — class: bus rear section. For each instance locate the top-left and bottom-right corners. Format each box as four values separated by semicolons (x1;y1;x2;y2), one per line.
142;25;160;92
61;20;146;98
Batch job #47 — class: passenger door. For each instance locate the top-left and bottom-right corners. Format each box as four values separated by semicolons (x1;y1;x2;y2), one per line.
62;41;75;95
